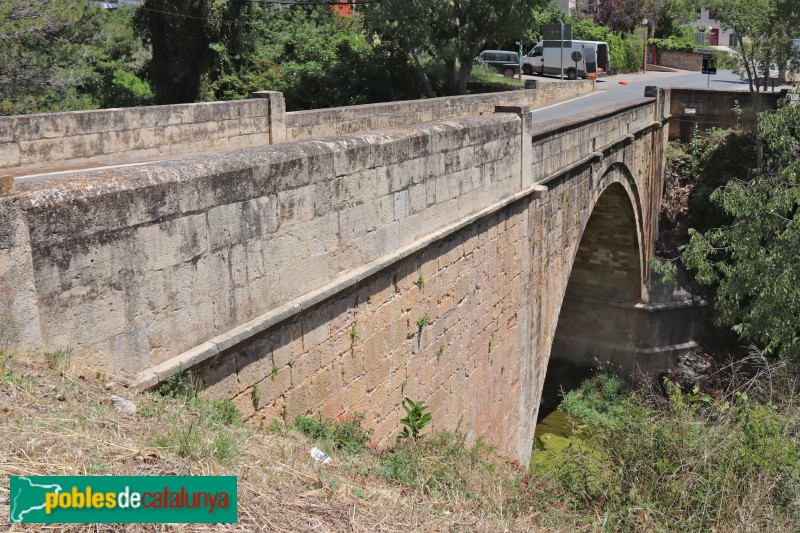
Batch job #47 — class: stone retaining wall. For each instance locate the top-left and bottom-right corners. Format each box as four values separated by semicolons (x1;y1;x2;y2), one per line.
657;50;702;71
667;87;789;140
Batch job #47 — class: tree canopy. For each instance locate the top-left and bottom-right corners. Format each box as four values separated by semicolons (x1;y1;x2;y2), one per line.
681;102;800;361
363;0;548;96
703;0;799;93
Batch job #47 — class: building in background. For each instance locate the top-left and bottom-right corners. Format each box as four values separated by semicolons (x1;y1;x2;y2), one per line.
332;0;358;17
691;8;737;48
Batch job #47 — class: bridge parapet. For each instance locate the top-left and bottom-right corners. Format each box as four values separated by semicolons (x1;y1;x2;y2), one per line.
531;99;662;185
3;112;525;382
0;81;594;179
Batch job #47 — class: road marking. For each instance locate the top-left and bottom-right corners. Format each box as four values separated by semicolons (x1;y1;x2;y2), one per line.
14;160;164;183
531;91;603;113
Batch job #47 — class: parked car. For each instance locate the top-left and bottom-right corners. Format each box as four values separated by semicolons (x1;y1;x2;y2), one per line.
475;50;521;77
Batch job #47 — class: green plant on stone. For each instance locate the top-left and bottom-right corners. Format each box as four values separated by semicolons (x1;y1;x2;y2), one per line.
416;313;431;330
251;383;260;409
436;345;444;361
414;275;425;287
350;325;361;343
397;397;432;443
271;365;278;378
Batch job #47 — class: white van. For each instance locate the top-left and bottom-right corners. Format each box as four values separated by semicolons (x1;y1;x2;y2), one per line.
523;40;610;79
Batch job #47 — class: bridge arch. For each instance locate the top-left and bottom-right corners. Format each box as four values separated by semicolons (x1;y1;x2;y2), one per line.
537;165;647;419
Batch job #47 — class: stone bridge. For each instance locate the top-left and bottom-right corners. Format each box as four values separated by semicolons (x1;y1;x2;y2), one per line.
0;84;703;464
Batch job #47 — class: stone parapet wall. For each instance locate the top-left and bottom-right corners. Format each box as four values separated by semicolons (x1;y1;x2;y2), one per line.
1;83;593;174
5;113;523;380
667;87;789;141
0;92;286;171
285;81;595;142
531;99;658;184
657;50;702;71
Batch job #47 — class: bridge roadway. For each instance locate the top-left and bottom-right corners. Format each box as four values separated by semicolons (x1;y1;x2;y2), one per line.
529;68;787;122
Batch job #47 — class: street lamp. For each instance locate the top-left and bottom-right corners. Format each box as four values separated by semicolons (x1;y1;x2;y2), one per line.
641;18;649;73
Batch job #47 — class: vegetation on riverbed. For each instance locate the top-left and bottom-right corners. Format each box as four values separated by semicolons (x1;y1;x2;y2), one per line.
537;365;800;531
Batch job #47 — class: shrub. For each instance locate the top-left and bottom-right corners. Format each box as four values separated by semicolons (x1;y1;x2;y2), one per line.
541;367;800;531
293;413;372;455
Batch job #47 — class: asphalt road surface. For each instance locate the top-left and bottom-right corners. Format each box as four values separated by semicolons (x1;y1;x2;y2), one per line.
528;69;788;123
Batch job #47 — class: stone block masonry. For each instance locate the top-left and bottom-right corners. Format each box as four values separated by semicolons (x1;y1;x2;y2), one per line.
7;113;523;380
0;81;593;176
284;81;594;142
1;87;692;465
0;92;285;172
201;199;531;452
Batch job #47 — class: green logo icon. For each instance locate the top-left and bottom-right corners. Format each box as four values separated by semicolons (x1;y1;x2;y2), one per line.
10;476;237;524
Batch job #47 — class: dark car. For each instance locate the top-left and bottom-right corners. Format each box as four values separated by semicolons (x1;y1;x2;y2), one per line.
475;50;521;77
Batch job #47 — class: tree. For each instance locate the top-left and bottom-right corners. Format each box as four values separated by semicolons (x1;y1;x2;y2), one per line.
0;1;152;115
81;6;154;109
363;0;548;97
135;0;253;104
204;5;422;110
681;102;800;361
0;1;102;115
596;0;699;35
703;0;800;168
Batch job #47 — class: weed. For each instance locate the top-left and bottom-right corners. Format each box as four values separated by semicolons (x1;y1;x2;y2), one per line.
155;370;200;400
350;325;361;343
0;347;17;385
251;384;260;409
293;413;372;456
138;397;165;419
209;399;243;426
213;433;239;462
86;460;109;474
266;419;284;433
416;313;431;330
271;365;278;378
397;397;431;443
414;275;425;287
539;364;800;531
156;421;202;458
44;346;72;371
436;345;444;361
154;397;242;463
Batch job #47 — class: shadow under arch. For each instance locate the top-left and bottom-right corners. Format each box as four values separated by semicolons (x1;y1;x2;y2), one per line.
538;179;645;419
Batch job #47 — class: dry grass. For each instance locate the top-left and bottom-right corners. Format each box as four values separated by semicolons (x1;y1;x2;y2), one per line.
0;354;574;532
